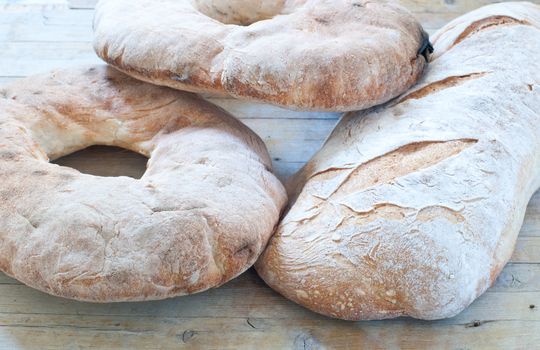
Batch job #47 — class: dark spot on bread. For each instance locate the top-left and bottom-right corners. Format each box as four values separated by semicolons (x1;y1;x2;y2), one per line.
418;31;434;60
60;172;76;180
101;43;109;60
0;151;18;160
217;176;232;187
54;103;76;116
235;244;254;259
196;157;209;165
171;73;193;84
315;17;329;24
161;117;191;134
0;190;11;201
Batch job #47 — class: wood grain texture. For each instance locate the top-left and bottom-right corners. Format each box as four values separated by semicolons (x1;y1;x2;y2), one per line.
0;268;539;349
1;1;539;349
66;0;540;32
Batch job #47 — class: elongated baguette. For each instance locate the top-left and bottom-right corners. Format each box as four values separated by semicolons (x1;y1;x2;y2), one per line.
256;2;540;320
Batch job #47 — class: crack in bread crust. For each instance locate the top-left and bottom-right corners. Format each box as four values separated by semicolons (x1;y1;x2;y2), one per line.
309;140;478;201
398;73;489;103
452;15;530;48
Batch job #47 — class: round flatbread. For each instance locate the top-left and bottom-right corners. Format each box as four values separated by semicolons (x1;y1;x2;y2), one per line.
0;65;287;302
93;0;431;112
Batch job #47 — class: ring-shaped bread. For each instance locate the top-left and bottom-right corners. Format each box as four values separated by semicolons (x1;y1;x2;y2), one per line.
93;0;431;112
0;65;287;302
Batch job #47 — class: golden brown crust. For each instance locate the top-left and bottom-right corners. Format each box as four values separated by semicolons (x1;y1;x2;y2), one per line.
0;65;287;302
93;0;429;112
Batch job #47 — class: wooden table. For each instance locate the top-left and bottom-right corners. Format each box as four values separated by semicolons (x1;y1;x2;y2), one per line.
1;1;539;348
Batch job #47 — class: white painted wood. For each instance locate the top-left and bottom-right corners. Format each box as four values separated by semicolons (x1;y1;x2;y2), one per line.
0;42;100;77
0;9;93;42
68;0;94;9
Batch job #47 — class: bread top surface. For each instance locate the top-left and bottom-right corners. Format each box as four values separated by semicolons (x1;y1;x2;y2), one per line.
256;2;540;320
0;65;287;302
93;0;429;112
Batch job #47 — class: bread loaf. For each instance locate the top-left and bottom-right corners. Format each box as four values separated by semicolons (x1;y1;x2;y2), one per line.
93;0;430;112
256;2;540;320
0;65;287;302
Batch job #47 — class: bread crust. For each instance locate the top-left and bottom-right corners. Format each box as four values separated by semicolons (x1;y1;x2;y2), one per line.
256;2;540;320
0;65;287;302
93;0;429;112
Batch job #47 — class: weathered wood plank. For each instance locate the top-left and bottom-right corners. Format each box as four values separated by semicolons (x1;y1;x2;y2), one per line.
0;314;539;350
0;42;100;77
68;0;94;9
243;118;336;162
1;1;66;8
492;263;540;292
0;272;538;349
0;9;93;42
512;237;540;263
208;98;341;120
1;266;540;349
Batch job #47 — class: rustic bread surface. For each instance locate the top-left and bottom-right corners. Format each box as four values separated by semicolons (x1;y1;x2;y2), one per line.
256;2;540;320
0;65;287;302
93;0;429;112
